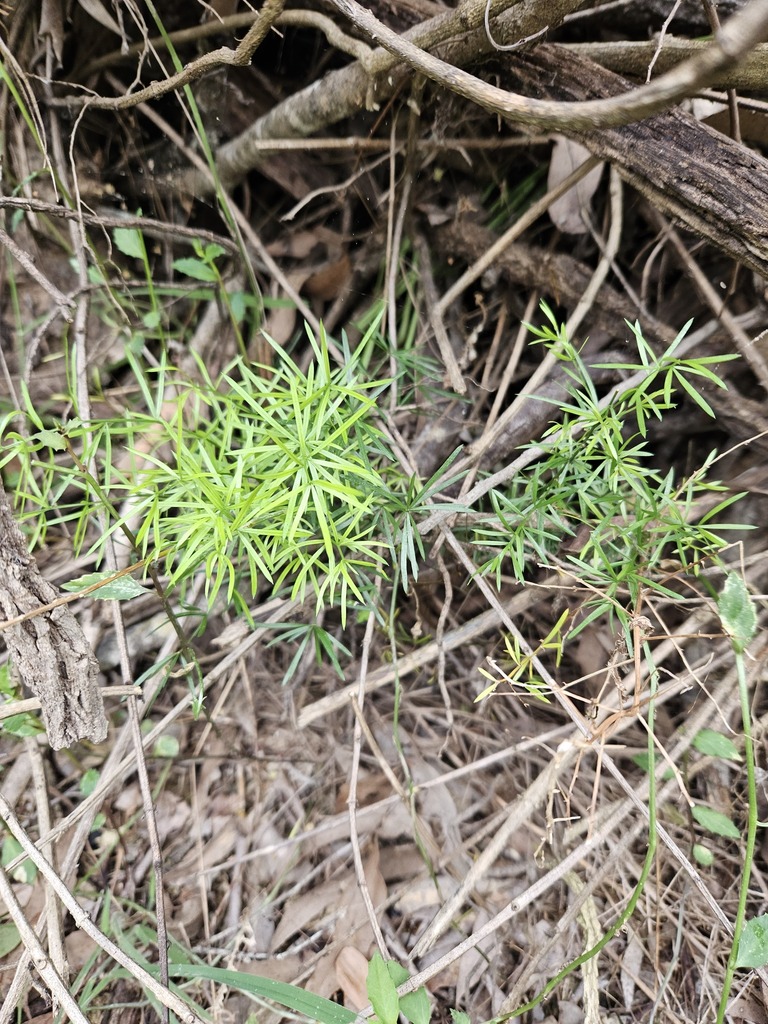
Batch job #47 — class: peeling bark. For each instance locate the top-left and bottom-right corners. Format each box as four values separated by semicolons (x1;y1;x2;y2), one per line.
0;485;107;749
501;45;768;277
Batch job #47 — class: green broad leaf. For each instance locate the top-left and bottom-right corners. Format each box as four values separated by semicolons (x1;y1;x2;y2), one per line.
30;428;67;451
2;836;36;883
3;714;43;738
400;986;431;1024
691;804;740;840
202;243;226;262
450;1011;472;1024
0;665;16;698
692;728;741;762
1;836;22;868
737;914;768;968
173;257;218;282
153;735;180;758
113;226;145;259
62;571;146;601
692;843;714;867
630;753;674;780
386;960;410;986
143;309;162;330
163;964;356;1024
0;924;21;957
718;573;757;654
367;953;400;1024
230;290;262;324
80;769;100;796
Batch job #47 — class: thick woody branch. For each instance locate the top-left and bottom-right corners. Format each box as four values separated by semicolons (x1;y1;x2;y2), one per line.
502;45;768;277
183;0;583;193
324;0;768;129
565;39;768;89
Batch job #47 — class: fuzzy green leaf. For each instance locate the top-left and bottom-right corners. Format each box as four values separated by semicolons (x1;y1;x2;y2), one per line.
153;735;180;758
691;804;740;840
80;768;100;796
737;915;768;969
450;1011;472;1024
692;729;741;762
62;571;146;601
386;960;410;987
113;227;145;259
173;257;218;281
30;428;67;451
692;843;714;867
367;954;400;1024
2;836;36;883
0;924;21;958
399;986;431;1024
3;714;43;738
718;573;757;654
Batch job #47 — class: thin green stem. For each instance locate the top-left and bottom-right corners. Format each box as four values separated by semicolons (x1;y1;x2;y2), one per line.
716;648;757;1022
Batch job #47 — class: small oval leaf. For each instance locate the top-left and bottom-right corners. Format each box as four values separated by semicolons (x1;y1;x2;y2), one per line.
62;571;146;601
153;735;180;758
718;573;757;654
692;843;714;867
737;914;768;969
691;804;740;840
692;728;741;762
0;924;21;957
367;954;400;1024
400;986;431;1024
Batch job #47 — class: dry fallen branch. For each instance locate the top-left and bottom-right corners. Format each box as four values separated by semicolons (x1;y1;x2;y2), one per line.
0;482;107;749
566;39;768;89
325;0;768;129
184;0;584;193
79;8;373;78
75;0;286;110
501;44;768;277
0;862;89;1024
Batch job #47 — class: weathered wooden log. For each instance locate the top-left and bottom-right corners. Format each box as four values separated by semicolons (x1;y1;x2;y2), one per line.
501;44;768;278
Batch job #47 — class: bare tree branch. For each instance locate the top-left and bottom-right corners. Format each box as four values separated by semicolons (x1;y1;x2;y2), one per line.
183;0;582;193
78;0;285;110
325;0;768;129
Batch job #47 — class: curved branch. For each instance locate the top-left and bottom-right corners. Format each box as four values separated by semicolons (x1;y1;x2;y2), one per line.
564;39;768;90
325;0;768;129
78;0;285;111
183;0;581;193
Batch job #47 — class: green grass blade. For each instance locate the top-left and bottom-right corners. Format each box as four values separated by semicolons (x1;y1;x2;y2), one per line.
165;964;357;1024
